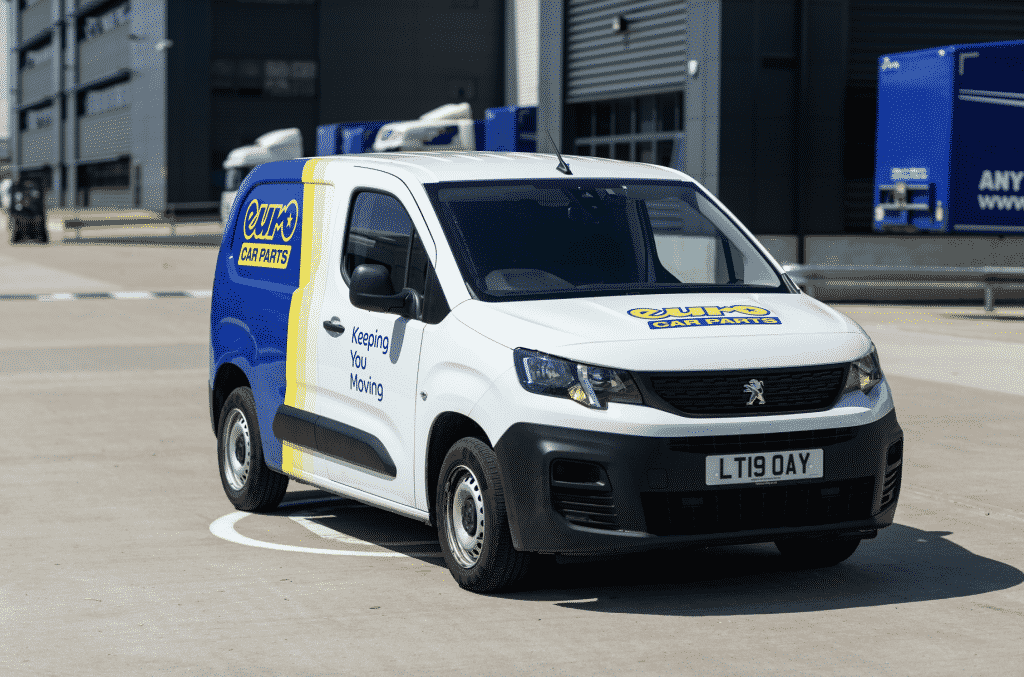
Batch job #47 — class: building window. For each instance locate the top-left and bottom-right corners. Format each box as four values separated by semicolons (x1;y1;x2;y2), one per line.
81;80;129;116
22;105;54;131
570;92;683;167
80;3;130;41
212;58;317;97
78;157;131;188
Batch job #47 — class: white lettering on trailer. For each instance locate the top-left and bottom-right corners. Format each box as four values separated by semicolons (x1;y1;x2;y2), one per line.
978;194;1024;210
978;170;1024;192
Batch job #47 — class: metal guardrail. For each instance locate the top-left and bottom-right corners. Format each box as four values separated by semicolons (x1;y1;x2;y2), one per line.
64;202;222;239
783;264;1024;311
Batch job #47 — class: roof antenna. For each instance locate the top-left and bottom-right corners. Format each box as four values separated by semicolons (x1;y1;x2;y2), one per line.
546;131;572;175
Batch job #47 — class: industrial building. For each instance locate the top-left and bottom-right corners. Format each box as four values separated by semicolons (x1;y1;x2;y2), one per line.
6;0;503;211
6;0;1024;240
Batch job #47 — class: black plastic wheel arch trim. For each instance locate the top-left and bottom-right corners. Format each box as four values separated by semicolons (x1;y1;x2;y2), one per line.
273;404;397;478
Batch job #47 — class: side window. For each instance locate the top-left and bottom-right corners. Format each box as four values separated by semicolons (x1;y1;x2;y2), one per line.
343;191;414;295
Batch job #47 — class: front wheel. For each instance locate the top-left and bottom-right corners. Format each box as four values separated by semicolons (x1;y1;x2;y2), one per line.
775;536;862;569
217;386;288;512
436;437;532;592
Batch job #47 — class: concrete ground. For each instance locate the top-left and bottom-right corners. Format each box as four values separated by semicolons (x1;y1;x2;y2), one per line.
0;220;1021;676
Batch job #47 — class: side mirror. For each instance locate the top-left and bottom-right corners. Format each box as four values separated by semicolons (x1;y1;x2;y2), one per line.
349;263;422;319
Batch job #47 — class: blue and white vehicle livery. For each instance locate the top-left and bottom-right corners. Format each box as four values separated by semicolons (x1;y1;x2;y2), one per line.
210;152;903;592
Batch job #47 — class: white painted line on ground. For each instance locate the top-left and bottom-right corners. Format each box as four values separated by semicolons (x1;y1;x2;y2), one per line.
40;293;75;302
110;291;155;300
289;511;439;547
209;498;443;558
187;290;213;298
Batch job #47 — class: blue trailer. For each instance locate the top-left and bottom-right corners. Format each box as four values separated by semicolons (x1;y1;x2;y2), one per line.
316;106;537;156
315;120;395;156
874;40;1024;234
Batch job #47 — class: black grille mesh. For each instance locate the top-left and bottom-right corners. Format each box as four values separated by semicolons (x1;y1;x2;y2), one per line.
641;477;875;536
551;488;618;530
669;428;856;455
647;365;847;417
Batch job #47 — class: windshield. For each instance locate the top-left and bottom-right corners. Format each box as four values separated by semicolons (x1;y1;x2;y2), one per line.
424;179;787;302
224;167;252;192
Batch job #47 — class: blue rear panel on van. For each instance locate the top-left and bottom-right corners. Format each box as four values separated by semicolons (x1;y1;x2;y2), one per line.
210;158;308;468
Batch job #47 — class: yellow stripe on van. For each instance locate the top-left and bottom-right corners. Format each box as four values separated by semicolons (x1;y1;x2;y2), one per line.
283;158;332;476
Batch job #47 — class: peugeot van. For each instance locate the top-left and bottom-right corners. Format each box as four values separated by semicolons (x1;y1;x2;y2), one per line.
209;153;903;592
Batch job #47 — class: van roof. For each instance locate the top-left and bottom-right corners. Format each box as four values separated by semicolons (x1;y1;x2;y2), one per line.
248;152;690;186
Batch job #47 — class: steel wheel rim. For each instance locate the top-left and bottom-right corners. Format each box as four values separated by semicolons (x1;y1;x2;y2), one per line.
444;465;485;569
223;408;251;491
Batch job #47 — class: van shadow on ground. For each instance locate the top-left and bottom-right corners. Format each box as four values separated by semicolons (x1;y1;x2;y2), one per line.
511;523;1023;616
276;490;1022;614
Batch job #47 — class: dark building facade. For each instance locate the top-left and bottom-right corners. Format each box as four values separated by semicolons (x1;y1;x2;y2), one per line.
539;0;1024;248
8;0;504;211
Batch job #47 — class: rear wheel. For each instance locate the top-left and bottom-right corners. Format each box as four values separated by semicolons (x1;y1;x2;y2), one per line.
31;218;48;244
436;437;532;592
775;536;862;568
217;387;288;512
10;217;25;244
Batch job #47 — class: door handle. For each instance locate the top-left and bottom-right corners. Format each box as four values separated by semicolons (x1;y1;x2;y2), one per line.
322;319;346;335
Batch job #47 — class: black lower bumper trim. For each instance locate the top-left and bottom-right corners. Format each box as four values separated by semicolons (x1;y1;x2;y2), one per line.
492;409;903;554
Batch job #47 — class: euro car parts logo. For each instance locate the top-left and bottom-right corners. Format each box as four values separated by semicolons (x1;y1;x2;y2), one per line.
744;379;765;405
238;198;299;270
628;305;782;329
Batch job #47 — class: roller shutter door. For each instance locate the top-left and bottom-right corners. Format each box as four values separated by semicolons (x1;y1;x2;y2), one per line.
565;0;687;104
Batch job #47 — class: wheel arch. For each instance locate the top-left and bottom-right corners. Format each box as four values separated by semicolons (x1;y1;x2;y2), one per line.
424;411;491;526
211;361;252;434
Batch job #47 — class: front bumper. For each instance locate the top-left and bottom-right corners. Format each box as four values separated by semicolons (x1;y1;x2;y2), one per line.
493;409;903;554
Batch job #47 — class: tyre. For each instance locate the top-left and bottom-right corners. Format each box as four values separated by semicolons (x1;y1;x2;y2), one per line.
775;536;862;569
10;217;25;244
31;218;48;244
436;437;533;592
217;386;288;512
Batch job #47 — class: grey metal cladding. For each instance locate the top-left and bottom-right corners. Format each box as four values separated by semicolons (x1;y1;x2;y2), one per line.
79;108;131;161
20;63;54;106
79;23;130;84
19;128;53;166
847;0;1024;87
566;0;687;103
19;0;53;43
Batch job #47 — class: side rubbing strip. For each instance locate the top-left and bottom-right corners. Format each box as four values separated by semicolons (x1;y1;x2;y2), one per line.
315;417;397;479
273;404;397;479
273;405;319;451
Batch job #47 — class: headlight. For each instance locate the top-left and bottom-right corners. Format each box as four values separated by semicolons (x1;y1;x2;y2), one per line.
513;348;643;409
841;346;883;396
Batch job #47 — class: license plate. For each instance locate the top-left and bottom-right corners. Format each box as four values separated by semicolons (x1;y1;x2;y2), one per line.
705;449;824;486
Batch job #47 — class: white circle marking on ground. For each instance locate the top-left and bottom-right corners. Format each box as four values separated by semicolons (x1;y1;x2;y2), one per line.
209;498;443;558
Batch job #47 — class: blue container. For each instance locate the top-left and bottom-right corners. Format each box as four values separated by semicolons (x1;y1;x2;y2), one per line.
316;120;395;156
874;40;1024;234
484;106;537;152
316;123;343;156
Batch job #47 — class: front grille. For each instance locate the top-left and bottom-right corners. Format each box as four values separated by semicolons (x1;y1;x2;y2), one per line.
668;427;856;455
646;364;847;417
551;488;618;530
641;476;875;536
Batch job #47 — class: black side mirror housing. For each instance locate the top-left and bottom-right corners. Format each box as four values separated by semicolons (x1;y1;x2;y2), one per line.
349;263;422;319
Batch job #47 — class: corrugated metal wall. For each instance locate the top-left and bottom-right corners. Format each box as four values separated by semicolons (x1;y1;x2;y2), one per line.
565;0;687;103
843;0;1024;231
847;0;1024;87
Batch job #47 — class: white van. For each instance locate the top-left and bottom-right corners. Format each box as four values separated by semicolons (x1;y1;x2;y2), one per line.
210;152;903;592
220;128;303;225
